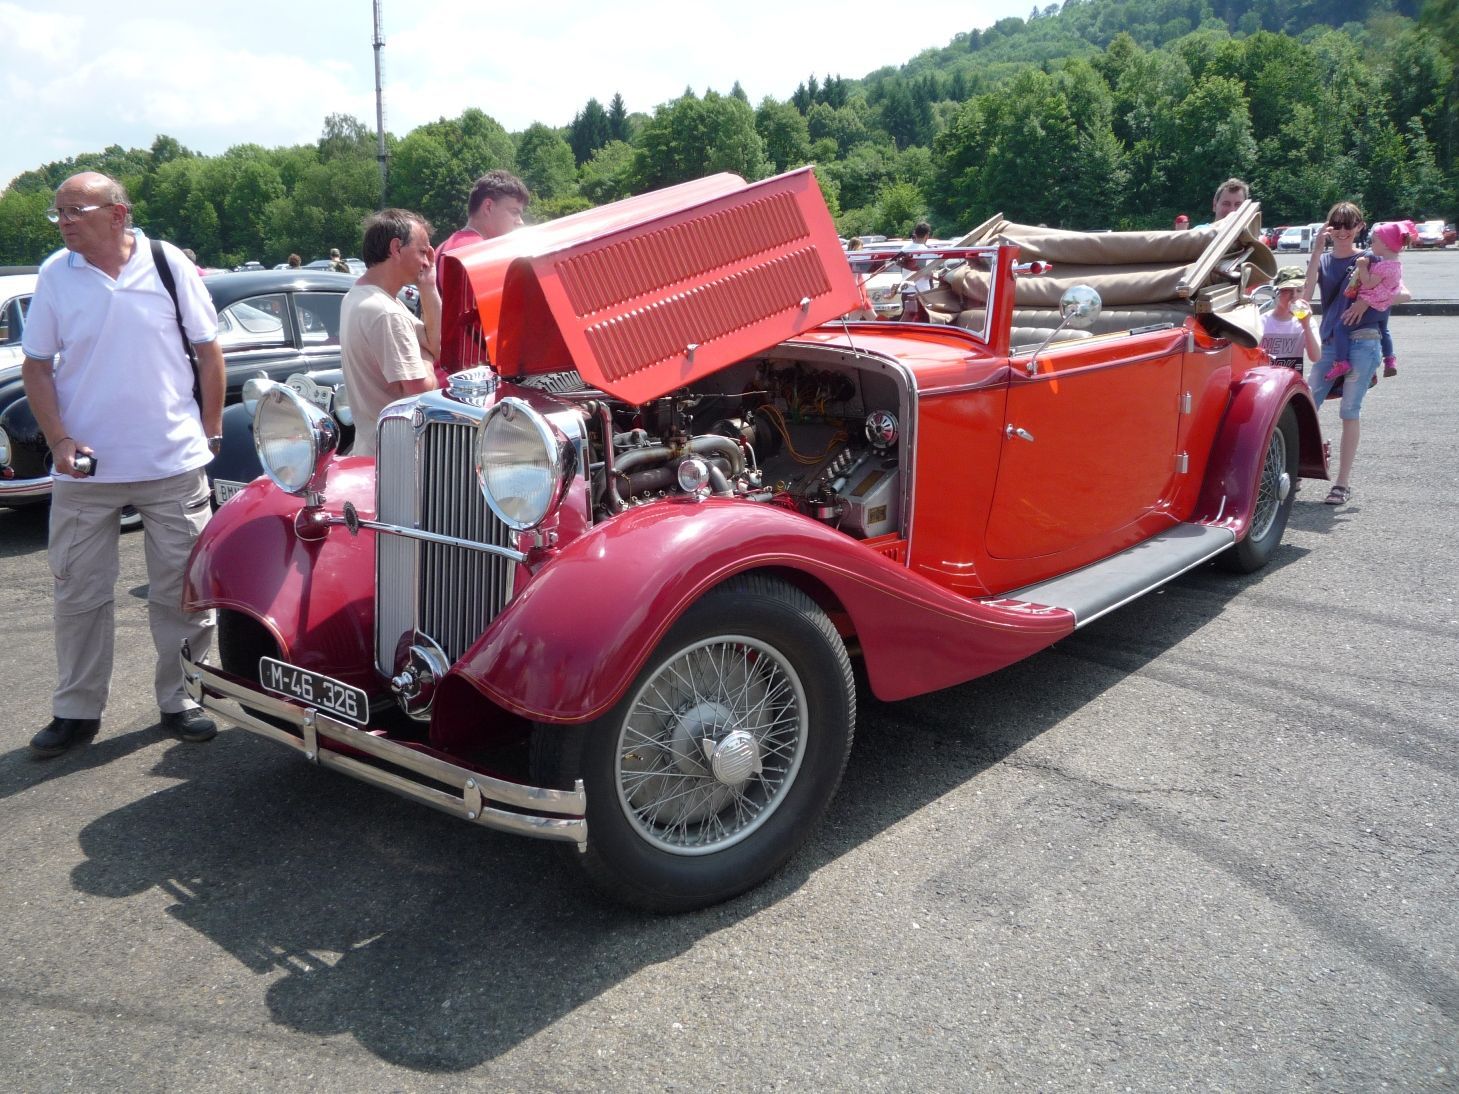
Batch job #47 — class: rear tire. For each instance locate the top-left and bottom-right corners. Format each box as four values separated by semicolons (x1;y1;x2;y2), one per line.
532;575;855;912
1220;405;1298;574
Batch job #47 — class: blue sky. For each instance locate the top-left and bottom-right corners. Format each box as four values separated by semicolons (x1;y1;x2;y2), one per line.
1;0;1035;190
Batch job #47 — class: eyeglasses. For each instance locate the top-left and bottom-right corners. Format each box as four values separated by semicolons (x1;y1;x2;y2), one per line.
44;203;116;224
1329;221;1359;230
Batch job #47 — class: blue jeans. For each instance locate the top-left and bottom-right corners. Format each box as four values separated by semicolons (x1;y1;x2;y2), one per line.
1309;330;1381;420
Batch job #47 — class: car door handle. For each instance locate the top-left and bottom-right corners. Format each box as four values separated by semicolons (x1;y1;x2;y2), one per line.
1005;425;1036;442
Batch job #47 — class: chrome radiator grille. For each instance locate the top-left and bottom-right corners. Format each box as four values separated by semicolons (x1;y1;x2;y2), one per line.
375;414;516;674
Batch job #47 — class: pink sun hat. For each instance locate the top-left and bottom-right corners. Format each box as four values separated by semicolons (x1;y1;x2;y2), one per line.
1370;220;1417;251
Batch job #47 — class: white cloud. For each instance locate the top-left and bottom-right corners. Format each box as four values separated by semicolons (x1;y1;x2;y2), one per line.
2;0;1030;190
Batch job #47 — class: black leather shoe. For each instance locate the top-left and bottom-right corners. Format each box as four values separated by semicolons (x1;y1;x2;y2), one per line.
29;717;101;757
160;708;217;743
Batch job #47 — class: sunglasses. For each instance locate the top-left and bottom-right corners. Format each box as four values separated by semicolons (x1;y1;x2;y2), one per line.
1329;221;1359;230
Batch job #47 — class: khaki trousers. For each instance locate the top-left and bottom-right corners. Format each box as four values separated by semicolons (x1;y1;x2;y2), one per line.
48;469;215;719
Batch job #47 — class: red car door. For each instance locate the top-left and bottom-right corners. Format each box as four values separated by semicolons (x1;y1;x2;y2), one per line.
985;329;1186;560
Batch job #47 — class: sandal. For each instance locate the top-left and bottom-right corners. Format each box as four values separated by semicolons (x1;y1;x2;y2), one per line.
1324;484;1352;505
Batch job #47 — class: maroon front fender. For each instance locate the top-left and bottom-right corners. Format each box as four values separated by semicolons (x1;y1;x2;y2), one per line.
183;458;379;688
1194;366;1323;538
452;500;1075;723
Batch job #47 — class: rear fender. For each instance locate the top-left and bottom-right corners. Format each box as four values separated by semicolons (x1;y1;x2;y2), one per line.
183;456;379;688
1193;365;1323;538
450;500;1075;724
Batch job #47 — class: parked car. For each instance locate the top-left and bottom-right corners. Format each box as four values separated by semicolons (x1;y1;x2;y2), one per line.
305;257;366;276
180;170;1324;912
1414;219;1453;248
1276;223;1324;251
0;266;38;371
1263;225;1287;249
0;268;357;517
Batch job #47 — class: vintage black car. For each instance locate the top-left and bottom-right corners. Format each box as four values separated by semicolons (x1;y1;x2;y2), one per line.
0;268;357;517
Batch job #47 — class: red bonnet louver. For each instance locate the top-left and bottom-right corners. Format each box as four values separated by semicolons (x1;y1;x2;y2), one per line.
438;168;861;404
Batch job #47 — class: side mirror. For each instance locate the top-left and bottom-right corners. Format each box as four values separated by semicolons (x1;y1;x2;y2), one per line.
1059;284;1101;328
1027;285;1102;375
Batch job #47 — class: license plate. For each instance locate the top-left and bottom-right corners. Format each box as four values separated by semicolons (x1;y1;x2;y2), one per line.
258;657;369;725
214;478;246;505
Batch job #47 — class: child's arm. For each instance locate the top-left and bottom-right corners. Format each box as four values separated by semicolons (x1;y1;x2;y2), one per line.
1299;311;1321;361
1351;255;1376;288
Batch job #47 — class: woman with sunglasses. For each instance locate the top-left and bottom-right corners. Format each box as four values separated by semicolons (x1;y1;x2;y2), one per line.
1301;201;1381;506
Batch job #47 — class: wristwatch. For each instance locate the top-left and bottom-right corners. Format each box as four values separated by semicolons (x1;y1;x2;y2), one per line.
208;435;223;453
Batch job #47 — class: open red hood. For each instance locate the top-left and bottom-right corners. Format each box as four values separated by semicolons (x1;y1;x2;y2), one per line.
437;168;861;405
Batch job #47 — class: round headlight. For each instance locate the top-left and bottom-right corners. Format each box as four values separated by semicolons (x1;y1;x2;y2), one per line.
476;397;572;530
253;384;338;495
242;376;278;417
0;424;11;468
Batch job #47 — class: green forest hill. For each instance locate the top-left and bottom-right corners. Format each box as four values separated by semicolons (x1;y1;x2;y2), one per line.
2;0;1454;267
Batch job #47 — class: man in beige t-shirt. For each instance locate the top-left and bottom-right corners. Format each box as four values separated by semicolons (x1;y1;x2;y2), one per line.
340;209;442;457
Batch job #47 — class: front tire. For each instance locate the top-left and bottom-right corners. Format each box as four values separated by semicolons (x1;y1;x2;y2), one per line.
1220;405;1298;573
532;575;855;912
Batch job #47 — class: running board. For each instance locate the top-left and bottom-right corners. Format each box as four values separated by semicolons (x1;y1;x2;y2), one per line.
1001;523;1235;628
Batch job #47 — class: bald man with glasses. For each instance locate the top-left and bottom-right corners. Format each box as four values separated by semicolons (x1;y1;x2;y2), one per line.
20;171;226;756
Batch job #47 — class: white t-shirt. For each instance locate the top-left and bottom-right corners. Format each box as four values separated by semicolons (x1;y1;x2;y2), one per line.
22;229;219;483
1260;314;1305;370
339;283;433;457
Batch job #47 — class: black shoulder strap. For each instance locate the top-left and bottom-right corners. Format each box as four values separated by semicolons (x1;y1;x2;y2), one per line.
151;239;201;406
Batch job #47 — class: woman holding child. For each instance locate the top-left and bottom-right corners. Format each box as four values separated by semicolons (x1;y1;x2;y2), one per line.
1300;201;1394;507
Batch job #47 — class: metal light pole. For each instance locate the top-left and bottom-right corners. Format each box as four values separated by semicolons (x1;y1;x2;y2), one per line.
373;0;388;208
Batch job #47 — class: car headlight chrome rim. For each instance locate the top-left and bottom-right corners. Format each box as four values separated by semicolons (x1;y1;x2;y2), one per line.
253;383;338;495
0;424;10;468
476;397;572;530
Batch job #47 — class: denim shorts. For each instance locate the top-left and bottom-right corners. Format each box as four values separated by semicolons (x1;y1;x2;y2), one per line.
1308;330;1381;421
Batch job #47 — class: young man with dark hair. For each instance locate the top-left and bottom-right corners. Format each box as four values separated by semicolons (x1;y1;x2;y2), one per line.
437;170;531;261
340;209;442;457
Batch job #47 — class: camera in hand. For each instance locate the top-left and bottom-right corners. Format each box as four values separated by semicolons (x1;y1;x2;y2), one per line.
72;453;97;476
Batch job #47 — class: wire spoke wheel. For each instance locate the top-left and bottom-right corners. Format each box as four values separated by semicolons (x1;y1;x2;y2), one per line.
532;575;854;911
617;635;808;855
1249;422;1289;542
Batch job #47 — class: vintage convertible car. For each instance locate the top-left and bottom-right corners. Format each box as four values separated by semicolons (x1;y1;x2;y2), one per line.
179;169;1324;911
0;267;356;516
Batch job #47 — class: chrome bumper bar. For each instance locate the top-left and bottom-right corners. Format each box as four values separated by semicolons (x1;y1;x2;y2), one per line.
181;646;587;849
0;473;53;502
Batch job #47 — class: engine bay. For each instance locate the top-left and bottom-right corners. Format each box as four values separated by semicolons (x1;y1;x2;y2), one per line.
525;352;909;541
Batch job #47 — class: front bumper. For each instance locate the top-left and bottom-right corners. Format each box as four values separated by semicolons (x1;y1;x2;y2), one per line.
181;644;587;848
0;473;53;504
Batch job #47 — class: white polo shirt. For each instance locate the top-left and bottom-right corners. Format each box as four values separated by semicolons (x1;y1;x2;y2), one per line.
22;228;219;483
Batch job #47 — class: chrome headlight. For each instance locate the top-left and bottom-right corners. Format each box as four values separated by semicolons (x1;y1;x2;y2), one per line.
242;376;278;417
475;397;573;530
0;424;10;468
253;384;338;495
333;380;353;427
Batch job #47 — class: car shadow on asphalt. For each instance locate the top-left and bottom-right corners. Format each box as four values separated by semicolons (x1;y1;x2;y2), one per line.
0;504;48;558
65;551;1344;1072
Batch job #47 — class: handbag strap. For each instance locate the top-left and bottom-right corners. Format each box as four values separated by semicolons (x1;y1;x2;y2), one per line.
150;239;201;405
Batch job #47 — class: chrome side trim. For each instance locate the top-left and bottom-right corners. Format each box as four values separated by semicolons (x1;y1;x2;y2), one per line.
182;649;587;848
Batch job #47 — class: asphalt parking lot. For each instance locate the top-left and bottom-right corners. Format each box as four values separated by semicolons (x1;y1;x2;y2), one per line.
0;308;1455;1091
